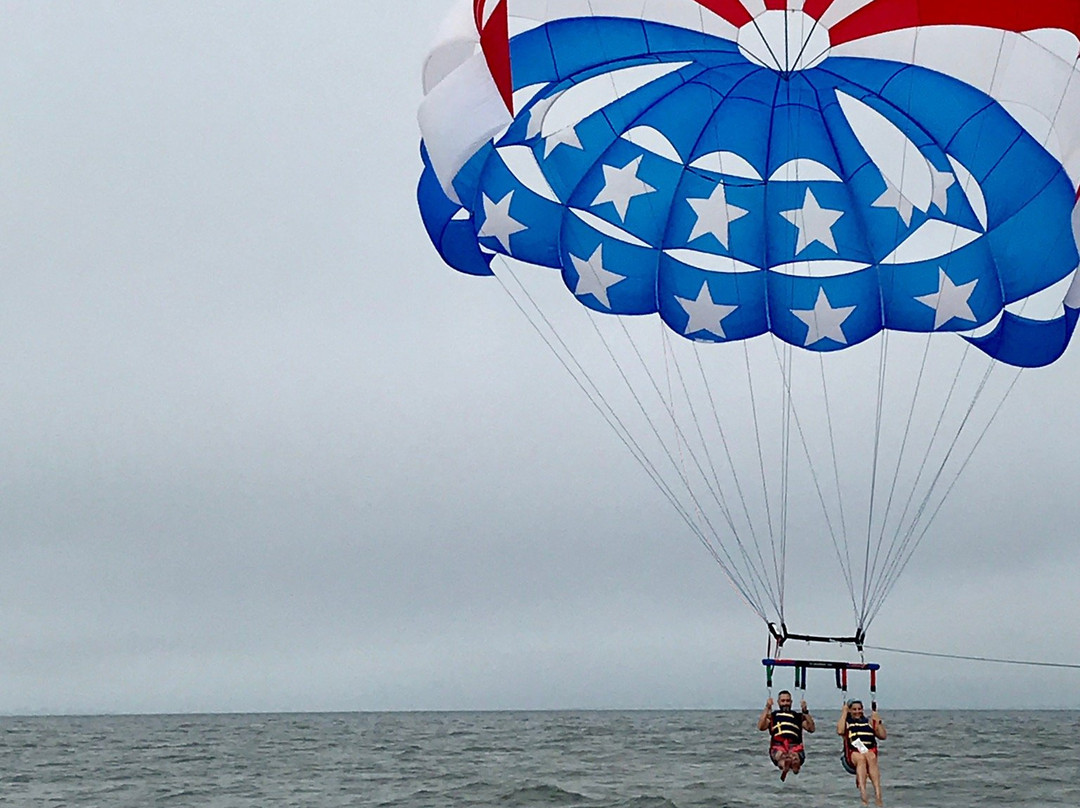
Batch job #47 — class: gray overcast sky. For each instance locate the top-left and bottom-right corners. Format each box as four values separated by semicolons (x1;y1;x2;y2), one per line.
0;2;1077;715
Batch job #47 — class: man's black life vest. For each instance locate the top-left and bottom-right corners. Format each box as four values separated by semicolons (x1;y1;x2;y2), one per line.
770;710;804;744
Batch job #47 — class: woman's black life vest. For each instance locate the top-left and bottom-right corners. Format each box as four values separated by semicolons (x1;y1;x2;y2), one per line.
845;716;878;751
770;710;804;744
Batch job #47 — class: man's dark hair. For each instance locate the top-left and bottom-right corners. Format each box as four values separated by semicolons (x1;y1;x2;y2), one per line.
778;690;792;698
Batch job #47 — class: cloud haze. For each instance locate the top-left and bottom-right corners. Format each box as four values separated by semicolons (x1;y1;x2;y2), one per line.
0;1;1076;715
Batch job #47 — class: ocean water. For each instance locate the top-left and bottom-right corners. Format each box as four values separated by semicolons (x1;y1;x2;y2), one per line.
0;711;1076;807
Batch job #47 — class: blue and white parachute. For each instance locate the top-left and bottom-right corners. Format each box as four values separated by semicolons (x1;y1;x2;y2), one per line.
418;0;1080;634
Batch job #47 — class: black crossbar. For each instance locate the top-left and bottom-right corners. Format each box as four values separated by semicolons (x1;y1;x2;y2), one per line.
763;658;880;671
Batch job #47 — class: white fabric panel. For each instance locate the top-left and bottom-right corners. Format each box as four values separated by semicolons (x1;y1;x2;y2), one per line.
497;144;561;201
419;52;513;202
879;220;981;265
739;9;831;70
769;259;870;277
641;0;738;36
947;155;988;230
541;60;690;133
691;150;762;179
740;0;767;17
479;0;501;27
1066;268;1080;308
769;159;843;182
622;126;683;162
817;0;878;31
836;91;933;209
834;27;1080;189
423;0;480;93
1010;269;1076;318
1068;201;1080;308
663;248;760;273
570;208;651;246
507;0;738;38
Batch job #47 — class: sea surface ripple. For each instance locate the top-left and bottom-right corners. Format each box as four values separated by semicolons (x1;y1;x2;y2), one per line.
0;711;1076;806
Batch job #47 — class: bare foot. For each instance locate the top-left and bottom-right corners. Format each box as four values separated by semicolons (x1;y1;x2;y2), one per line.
780;769;788;782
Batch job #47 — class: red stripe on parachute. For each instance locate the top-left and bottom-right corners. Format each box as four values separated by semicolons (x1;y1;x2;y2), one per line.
694;0;755;26
831;0;1080;47
474;0;513;113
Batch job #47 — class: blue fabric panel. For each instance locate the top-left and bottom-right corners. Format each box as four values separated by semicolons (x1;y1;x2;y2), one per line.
767;267;882;350
560;215;659;315
566;140;679;246
665;174;766;257
546;17;651;81
418;145;493;276
987;176;1078;303
878;240;1002;332
947;107;1023;194
968;307;1080;368
819;58;907;99
474;150;563;269
657;259;769;343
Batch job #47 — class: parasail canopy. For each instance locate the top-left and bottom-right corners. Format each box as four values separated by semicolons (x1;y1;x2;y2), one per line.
417;0;1080;639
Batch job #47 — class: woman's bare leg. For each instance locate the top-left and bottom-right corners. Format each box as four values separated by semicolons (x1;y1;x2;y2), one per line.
853;754;870;805
867;754;884;806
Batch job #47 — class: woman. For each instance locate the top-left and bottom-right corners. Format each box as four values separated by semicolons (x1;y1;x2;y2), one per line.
837;699;887;806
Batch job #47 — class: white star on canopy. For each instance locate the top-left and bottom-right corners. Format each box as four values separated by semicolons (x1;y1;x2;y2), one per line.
929;164;956;214
543;124;583;158
687;183;748;248
792;288;857;346
780;188;844;254
915;268;978;329
591;156;656;221
569;245;627;309
676;282;738;338
477;191;527;252
872;180;916;226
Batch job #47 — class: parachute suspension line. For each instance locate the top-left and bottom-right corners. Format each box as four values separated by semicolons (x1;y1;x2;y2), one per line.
659;326;745;594
856;19;932;627
865;332;999;622
593;312;778;617
865;363;1023;627
816;353;850;548
660;325;718;539
812;351;860;621
744;339;781;612
691;345;776;598
862;332;935;616
490;262;768;620
766;339;859;623
778;339;795;621
863;30;1035;625
859;330;890;625
604;316;783;617
659;330;783;614
493;264;694;511
862;340;981;621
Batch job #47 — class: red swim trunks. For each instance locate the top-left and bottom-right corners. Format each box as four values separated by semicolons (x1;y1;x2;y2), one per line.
770;739;806;765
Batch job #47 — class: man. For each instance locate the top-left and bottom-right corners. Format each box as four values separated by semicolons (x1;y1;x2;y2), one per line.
757;689;815;780
837;699;887;807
